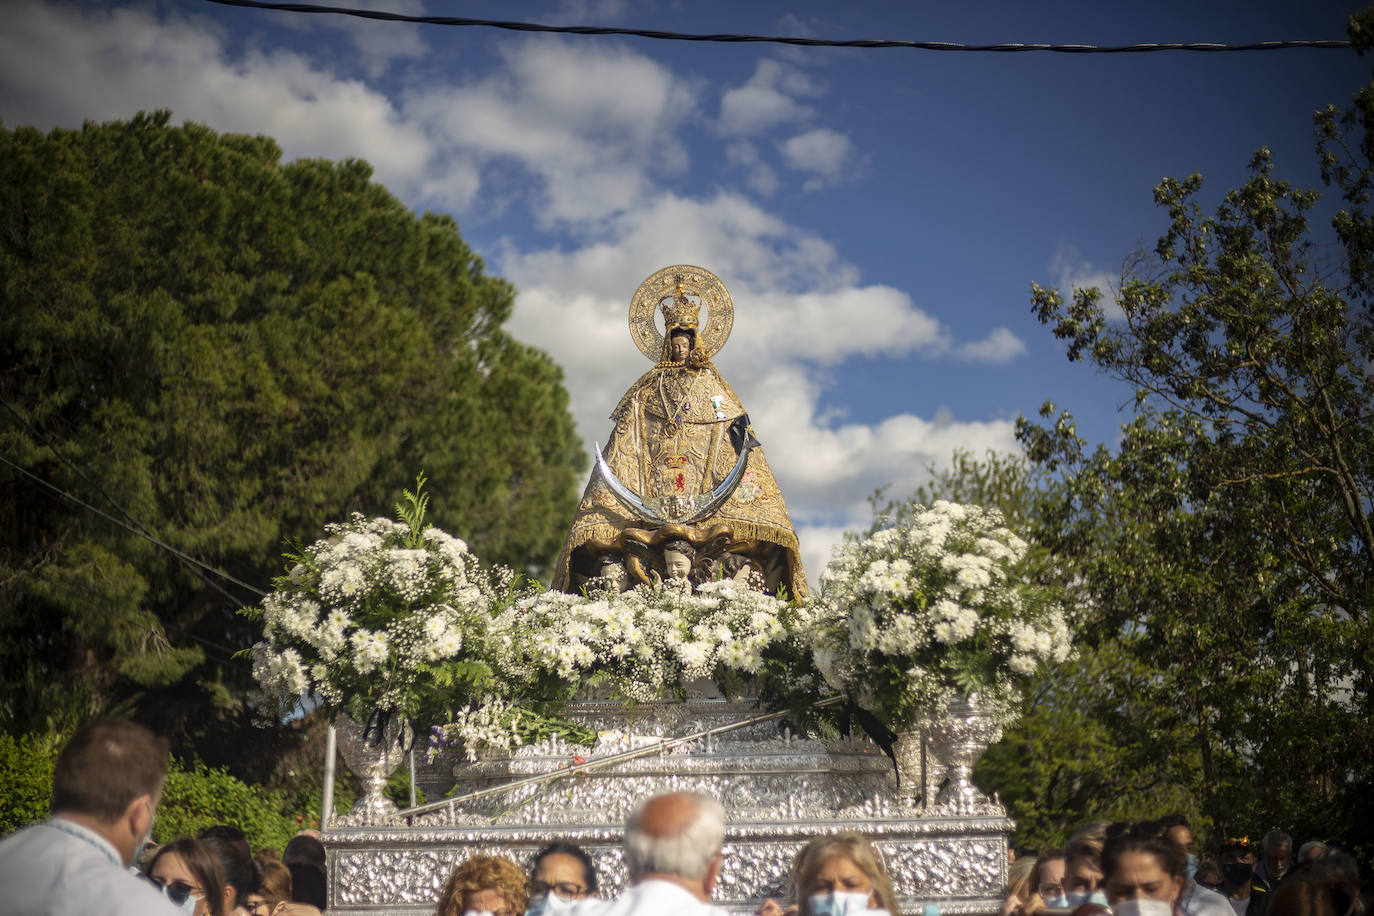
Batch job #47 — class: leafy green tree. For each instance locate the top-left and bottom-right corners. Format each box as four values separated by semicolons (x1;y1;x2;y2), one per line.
0;113;583;755
893;450;1206;850
1019;15;1374;859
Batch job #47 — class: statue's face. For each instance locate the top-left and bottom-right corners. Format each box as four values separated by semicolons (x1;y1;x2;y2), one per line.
603;562;628;592
664;548;692;580
669;334;691;364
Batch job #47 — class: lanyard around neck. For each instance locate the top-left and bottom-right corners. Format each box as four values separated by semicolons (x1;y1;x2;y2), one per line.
44;818;124;869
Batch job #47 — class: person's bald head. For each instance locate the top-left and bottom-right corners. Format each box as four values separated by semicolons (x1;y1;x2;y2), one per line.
624;792;726;890
638;793;705;838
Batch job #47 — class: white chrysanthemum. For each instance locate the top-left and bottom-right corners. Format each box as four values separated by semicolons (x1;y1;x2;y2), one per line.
1009;653;1038;675
933;599;962;621
813;644;843;689
424;615;449;642
254;646;309;699
948;608;978;641
847;605;879;650
868;527;900;551
955;565;992;589
1010;623;1039;654
312;610;350;660
933;621;957;644
386;548;430;600
676;640;712;675
350;629;390;674
876;615;921;655
320;564;366;601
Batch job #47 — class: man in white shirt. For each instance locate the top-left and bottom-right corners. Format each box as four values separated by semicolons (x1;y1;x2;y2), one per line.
0;717;183;916
572;791;729;916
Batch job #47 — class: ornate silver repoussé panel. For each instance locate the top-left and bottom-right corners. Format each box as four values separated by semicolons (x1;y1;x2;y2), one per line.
323;690;1011;916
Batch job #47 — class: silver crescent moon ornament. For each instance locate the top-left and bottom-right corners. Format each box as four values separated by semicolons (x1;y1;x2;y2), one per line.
628;264;735;363
594;439;754;526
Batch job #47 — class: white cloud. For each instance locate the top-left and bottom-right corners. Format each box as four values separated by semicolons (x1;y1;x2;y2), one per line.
778;127;858;190
0;0;466;205
0;6;698;223
718;59;817;137
403;38;697;224
726;141;780;196
269;0;429;79
1049;243;1124;321
796;523;850;591
954;327;1027;364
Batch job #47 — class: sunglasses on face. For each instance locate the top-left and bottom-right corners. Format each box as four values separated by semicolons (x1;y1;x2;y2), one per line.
141;873;202;907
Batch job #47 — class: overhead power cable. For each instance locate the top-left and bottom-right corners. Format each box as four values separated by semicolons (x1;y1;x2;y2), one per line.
202;0;1352;53
2;400;264;608
0;452;268;598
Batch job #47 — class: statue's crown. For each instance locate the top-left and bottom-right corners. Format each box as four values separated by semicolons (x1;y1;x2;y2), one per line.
660;286;700;331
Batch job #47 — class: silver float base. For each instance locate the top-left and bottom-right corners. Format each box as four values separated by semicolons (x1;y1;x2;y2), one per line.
322;691;1011;915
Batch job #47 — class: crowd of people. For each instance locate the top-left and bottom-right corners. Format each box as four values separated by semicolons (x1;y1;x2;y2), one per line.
0;718;331;916
997;818;1365;916
0;718;1365;916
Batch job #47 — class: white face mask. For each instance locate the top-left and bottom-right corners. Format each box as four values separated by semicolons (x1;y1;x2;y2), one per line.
462;910;495;916
1067;890;1111;909
809;891;872;916
527;894;579;916
1112;900;1173;916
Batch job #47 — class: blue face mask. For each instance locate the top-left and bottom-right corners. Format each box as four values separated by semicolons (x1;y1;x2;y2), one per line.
1185;855;1198;883
1066;890;1110;909
1044;896;1070;909
809;891;872;916
527;894;578;916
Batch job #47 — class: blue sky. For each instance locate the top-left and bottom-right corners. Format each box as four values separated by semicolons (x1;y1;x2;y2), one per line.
2;0;1366;583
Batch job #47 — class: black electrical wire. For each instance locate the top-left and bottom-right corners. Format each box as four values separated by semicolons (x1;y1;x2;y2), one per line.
2;401;265;609
201;0;1352;53
0;452;267;598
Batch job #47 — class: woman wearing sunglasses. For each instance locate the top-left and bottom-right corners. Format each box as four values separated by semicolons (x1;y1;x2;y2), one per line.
144;837;228;916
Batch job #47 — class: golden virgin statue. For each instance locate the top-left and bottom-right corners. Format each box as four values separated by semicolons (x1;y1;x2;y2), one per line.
552;265;809;598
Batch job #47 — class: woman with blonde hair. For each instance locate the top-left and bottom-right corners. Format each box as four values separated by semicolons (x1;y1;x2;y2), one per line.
436;855;529;916
790;833;899;916
243;857;292;916
1001;855;1040;916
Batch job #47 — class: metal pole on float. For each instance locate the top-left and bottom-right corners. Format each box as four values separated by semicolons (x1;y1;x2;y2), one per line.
321;723;337;829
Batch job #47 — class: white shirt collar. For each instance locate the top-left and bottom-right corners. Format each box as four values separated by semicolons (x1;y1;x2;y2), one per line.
46;816;125;868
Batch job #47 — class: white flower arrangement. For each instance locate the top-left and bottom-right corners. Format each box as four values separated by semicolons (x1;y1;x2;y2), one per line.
812;500;1070;728
425;577;812;760
248;480;1063;759
508;577;807;702
247;477;502;727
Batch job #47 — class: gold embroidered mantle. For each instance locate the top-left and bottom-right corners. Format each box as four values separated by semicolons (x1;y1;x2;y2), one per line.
553;361;808;599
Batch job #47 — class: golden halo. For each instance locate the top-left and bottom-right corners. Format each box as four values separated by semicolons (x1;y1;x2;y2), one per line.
628;265;734;363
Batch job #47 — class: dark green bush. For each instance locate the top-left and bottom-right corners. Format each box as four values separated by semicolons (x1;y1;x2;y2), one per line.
0;732;63;832
0;730;311;851
156;759;300;851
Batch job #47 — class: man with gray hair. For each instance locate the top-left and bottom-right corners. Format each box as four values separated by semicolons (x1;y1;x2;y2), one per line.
1247;830;1291;916
573;791;728;916
1297;840;1328;864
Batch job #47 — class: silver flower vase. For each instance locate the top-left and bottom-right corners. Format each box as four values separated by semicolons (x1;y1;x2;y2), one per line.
893;723;946;810
927;693;1003;815
334;711;413;825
